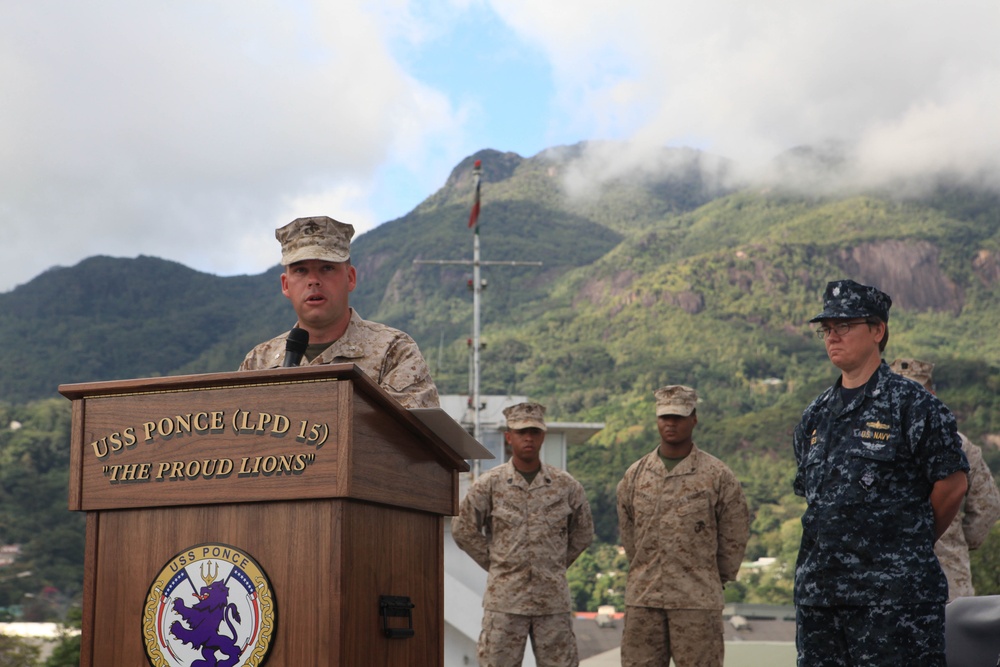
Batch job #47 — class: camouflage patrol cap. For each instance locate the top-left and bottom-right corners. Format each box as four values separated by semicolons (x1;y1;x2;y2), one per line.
276;216;355;265
503;402;547;431
889;358;934;386
808;279;892;323
654;385;698;417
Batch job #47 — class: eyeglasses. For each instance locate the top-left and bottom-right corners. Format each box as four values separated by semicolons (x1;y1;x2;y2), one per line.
815;320;874;339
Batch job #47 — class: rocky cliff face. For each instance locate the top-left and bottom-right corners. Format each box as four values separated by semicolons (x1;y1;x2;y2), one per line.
838;239;963;315
573;237;966;319
973;249;1000;288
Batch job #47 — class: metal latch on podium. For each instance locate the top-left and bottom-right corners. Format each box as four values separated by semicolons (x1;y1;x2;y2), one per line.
379;595;415;639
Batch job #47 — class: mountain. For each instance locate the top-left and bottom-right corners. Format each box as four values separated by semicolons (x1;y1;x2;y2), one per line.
2;141;1000;611
4;139;1000;452
0;257;284;399
0;144;737;400
3;140;1000;481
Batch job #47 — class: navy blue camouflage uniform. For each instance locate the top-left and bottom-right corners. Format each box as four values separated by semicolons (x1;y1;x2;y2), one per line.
793;361;969;665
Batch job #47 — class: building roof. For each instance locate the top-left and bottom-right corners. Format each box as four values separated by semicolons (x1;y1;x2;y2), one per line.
439;394;603;443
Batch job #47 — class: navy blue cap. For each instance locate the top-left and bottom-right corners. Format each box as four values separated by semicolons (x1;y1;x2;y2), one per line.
809;279;892;323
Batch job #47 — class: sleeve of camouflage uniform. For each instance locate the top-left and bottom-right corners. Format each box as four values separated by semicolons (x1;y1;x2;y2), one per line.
960;438;1000;550
911;392;970;538
451;478;493;571
378;334;440;409
911;391;968;482
791;413;813;498
716;468;751;584
616;466;637;563
565;480;595;567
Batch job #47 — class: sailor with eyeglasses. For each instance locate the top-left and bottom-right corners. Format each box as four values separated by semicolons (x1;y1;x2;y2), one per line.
792;279;969;667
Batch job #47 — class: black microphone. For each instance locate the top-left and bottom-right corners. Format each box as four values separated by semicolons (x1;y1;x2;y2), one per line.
282;327;309;367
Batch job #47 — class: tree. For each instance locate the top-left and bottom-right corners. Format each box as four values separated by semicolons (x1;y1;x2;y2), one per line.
44;605;82;667
971;523;1000;596
567;550;598;611
0;633;40;667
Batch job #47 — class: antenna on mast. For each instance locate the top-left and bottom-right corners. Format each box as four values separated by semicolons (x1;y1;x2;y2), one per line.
414;159;542;478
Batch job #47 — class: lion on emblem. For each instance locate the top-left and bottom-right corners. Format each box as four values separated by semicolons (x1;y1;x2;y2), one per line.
171;573;243;667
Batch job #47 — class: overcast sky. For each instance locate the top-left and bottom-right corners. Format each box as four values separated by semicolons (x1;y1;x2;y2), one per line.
1;0;998;293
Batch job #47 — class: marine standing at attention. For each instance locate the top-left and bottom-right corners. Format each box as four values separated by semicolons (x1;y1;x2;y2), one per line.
239;216;439;409
452;402;594;667
616;385;750;667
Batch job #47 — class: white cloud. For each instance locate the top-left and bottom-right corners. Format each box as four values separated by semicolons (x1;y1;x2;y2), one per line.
492;0;1000;189
0;0;462;291
2;0;998;293
854;68;1000;188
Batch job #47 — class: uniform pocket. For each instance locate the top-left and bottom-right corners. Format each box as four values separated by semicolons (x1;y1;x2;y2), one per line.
850;440;897;462
676;490;710;517
670;491;714;541
493;503;523;528
849;419;898;462
543;497;571;538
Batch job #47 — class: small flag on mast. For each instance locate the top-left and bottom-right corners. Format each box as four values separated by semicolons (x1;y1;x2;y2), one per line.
468;160;482;229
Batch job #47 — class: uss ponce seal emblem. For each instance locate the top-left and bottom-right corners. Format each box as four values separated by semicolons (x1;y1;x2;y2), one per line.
142;543;276;667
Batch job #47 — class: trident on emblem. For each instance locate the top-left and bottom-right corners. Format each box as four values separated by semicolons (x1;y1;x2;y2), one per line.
201;561;219;586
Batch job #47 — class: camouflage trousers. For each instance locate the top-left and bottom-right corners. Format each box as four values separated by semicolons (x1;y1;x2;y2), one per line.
796;603;946;666
620;605;724;667
477;609;579;667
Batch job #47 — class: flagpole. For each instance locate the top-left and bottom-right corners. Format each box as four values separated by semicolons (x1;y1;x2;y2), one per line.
470;161;483;477
414;158;541;480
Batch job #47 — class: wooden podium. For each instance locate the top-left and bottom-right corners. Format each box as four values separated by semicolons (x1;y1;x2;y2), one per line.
59;364;472;667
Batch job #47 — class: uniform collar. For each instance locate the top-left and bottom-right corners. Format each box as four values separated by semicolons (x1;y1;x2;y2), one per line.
830;360;890;412
671;443;701;475
648;443;701;476
503;461;551;487
307;309;368;362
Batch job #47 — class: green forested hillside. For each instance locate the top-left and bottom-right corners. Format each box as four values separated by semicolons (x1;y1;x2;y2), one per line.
1;142;999;615
0;257;289;398
0;400;83;620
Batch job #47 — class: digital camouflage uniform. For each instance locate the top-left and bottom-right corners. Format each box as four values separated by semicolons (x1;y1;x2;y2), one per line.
793;362;969;665
239;308;439;409
889;357;1000;602
451;461;594;667
935;433;1000;601
616;445;750;667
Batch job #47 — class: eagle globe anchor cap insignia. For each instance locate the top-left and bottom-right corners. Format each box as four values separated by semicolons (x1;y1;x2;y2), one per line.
142;543;276;667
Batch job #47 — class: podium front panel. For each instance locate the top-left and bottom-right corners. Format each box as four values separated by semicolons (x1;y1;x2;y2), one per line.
83;500;442;666
76;376;351;510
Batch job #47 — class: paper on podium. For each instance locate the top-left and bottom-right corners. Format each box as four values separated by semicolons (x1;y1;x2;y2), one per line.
408;408;494;460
